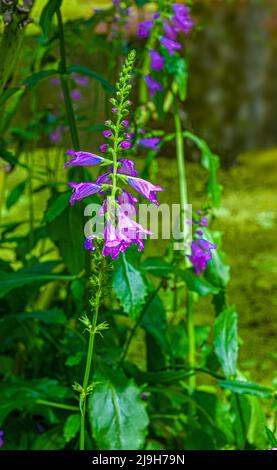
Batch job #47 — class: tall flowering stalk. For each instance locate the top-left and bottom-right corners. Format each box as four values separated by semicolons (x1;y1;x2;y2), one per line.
64;51;164;449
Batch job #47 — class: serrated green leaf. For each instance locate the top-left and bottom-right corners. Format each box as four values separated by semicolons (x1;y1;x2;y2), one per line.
214;305;238;378
179;269;220;296
63;414;80;443
113;253;148;318
88;368;149;450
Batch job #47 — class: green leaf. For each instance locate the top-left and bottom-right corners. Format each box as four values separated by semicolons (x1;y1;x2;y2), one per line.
16;307;66;325
44;192;70;223
166;55;188;101
219;380;274;398
63;414;80;443
113;253;148;318
68;65;116;92
32;427;65;450
179;269;220;296
47;202;86;275
0;87;21;109
39;0;62;37
6;180;26;210
184;131;222;207
23;70;58;89
265;426;277;447
203;229;230;288
140;257;173;277
214;305;238;378
88;368;149;450
0;263;75;298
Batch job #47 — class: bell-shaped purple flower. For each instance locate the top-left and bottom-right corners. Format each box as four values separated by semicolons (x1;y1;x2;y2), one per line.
102;220;130;259
99;144;109;153
118;190;138;215
150;50;165;71
160;37;182;55
119;140;131;149
64;151;104;168
117;207;152;251
188;238;217;275
172;4;194;35
144;75;163;97
139;137;161;150
138;20;153;38
103;130;112;138
117;159;138;176
127;176;164;206
68;182;102;206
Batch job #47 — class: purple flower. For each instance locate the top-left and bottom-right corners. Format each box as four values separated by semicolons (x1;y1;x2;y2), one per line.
112;107;118;113
0;430;4;448
138;20;153;39
72;74;89;87
117;207;152;251
127;176;164;206
103;220;129;259
124;132;135;140
200;216;208;227
163;19;177;40
150;50;165;71
119;140;131;149
144;75;163;97
188;238;217;275
118;190;138;214
172;4;194;35
84;238;96;251
71;89;82;100
122;120;129;127
64;151;104;168
68;182;101;206
139;137;161;151
160;37;182;55
51;77;60;86
117;159;138;176
103;130;112;138
96;172;111;186
50;129;62;143
99;144;109;153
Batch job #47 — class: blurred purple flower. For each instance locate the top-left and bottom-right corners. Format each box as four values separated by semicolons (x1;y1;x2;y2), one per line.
103;130;112;138
71;89;82;101
150;50;165;71
117;159;138;176
163;19;177;40
99;144;109;153
160;37;182;55
72;74;89;87
138;20;153;38
51;77;60;86
112;107;118;113
122;120;129;127
200;216;208;227
64;151;104;168
144;75;163;97
139;137;161;150
50;129;62;143
84;238;96;252
127;176;164;206
0;430;4;448
68;182;102;206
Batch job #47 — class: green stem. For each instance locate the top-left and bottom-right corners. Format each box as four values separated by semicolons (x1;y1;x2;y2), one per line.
173;100;196;393
79;265;103;451
56;8;80;151
36;399;78;412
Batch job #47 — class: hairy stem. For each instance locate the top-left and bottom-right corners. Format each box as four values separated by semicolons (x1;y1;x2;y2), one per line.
79;264;103;451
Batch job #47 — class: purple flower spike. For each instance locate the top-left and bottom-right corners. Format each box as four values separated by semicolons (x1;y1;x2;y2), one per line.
84;238;96;252
188;238;217;275
71;89;82;100
138;20;153;39
127;176;164;206
117;159;139;177
150;50;165;71
144;75;163;97
0;430;4;448
64;151;104;168
160;37;182;55
139;137;161;150
99;144;109;153
68;182;102;206
103;130;112;138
